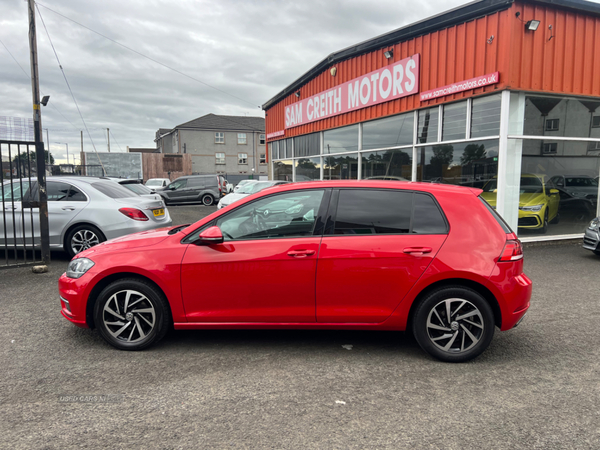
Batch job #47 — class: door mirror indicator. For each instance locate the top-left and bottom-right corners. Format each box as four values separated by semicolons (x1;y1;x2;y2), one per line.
195;226;224;245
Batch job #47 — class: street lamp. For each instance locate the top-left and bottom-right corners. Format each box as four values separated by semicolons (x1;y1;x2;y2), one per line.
55;142;69;165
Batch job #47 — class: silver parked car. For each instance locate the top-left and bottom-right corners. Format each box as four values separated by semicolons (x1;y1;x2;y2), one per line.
583;217;600;255
114;179;164;201
218;181;288;209
1;177;172;257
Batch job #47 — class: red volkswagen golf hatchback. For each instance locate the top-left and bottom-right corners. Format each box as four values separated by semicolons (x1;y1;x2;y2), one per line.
59;181;531;362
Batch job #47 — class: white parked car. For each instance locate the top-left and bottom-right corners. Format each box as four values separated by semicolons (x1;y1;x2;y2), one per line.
218;181;288;209
145;178;171;192
233;179;257;193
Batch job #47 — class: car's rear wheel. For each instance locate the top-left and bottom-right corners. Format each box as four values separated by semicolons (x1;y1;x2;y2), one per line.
65;224;105;258
413;286;495;363
201;194;214;206
94;279;171;351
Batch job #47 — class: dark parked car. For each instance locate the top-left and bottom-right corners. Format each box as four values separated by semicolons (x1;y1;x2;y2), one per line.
158;175;226;206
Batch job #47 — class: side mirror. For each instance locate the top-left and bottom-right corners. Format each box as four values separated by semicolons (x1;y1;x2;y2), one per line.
195;226;224;246
549;189;559;195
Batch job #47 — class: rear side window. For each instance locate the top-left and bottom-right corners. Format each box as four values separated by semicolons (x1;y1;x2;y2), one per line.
479;196;512;233
67;186;87;201
187;178;203;187
91;181;137;199
412;193;448;234
334;190;412;234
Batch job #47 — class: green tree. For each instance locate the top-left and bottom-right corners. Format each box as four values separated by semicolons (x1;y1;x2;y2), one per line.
460;144;486;165
12;150;55;166
429;145;454;175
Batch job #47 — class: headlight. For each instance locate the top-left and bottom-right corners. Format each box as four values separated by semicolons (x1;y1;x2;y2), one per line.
589;218;600;230
519;204;544;212
66;258;95;279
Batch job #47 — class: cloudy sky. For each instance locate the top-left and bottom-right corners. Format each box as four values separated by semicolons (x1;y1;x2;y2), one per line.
0;0;540;163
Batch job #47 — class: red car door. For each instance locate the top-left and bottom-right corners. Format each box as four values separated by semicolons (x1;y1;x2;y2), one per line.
181;189;327;323
316;189;448;323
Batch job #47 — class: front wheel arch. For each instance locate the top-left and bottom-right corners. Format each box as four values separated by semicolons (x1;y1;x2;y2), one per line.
86;272;173;330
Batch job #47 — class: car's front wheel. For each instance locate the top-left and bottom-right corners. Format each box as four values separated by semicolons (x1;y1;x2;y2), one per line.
65;224;105;258
412;286;495;363
94;279;171;351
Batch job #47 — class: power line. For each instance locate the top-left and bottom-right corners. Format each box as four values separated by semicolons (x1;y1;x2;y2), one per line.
36;2;261;109
109;129;123;152
35;4;106;175
0;36;80;131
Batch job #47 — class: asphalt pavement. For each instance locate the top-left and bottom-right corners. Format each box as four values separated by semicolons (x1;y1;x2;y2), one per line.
0;204;599;449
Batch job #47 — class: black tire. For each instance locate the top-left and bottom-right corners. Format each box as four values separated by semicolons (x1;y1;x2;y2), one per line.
540;210;549;234
93;278;172;351
201;194;214;206
412;286;495;363
65;224;106;258
593;250;600;256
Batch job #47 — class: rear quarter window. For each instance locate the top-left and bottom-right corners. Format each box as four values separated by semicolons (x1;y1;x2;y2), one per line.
412;193;448;234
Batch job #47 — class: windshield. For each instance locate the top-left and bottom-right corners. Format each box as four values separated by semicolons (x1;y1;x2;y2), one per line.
239;182;276;194
146;179;164;187
565;177;598;187
123;183;152;195
482;177;544;194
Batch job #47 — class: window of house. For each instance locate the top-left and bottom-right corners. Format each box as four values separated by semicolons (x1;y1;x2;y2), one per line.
259;134;265;145
238;133;247;145
545;119;560;131
543;143;558;154
238;153;248;164
215;132;224;144
592;116;600;128
215;153;225;164
259;154;267;164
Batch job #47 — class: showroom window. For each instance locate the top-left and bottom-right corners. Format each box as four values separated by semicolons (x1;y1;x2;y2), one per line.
417;107;439;144
238;153;248;164
442;101;467;141
323;125;359;154
294;133;320;157
215;153;225;164
361;149;412;180
471;94;501;138
324;154;358;180
273;160;293;181
238;133;247;145
271;141;279;160
296;157;321;181
332;189;413;234
362;113;414;150
215;132;224;144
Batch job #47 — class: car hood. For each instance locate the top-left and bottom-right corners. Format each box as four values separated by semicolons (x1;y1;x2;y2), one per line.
480;192;545;207
76;226;175;258
220;193;249;207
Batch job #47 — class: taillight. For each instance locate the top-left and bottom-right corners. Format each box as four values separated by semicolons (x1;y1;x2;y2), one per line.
499;239;523;262
119;208;149;221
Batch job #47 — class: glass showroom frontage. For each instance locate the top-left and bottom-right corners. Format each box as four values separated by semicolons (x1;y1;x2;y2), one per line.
270;91;600;240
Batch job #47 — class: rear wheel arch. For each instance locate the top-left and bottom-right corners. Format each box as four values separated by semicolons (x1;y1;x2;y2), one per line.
63;222;106;257
407;278;502;331
86;272;173;330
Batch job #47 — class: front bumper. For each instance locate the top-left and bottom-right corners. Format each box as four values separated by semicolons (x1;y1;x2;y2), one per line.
59;272;94;328
517;209;544;229
583;227;599;252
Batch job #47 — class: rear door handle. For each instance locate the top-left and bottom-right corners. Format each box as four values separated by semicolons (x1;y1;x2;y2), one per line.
403;247;432;256
61;207;76;211
287;250;316;258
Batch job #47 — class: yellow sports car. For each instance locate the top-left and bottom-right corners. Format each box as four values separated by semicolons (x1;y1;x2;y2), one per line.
480;174;560;233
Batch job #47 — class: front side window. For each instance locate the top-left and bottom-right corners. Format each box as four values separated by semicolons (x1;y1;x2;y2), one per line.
215;152;225;164
215;190;325;241
168;179;187;190
46;182;71;201
1;180;31;202
215;132;224;144
238;133;247;145
238;153;248;164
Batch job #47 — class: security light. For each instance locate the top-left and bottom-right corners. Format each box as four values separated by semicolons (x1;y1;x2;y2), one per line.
295;91;300;98
384;49;394;59
40;95;50;106
525;20;540;31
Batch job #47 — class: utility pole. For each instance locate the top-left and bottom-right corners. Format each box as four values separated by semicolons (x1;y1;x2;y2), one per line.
28;0;50;264
107;128;110;152
81;130;84;175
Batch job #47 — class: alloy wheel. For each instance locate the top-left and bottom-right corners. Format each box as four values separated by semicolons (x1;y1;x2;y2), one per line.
102;290;156;343
426;298;484;353
71;229;100;254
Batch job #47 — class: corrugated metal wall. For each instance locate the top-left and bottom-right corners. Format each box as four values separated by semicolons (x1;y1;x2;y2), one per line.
265;0;600;139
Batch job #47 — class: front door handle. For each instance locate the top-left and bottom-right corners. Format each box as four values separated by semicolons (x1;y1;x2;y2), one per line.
61;207;76;211
403;247;432;256
287;249;316;258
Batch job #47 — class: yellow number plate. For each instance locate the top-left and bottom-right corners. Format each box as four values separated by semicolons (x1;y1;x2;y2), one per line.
153;208;165;217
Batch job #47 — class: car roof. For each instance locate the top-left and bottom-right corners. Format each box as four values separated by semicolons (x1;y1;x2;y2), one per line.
257;180;482;196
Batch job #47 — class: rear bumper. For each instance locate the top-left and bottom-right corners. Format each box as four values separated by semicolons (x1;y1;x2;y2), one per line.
498;273;532;330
